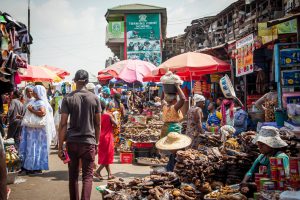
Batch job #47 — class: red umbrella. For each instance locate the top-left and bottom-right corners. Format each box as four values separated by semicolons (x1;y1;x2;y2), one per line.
152;52;230;76
41;65;70;78
97;74;113;81
20;65;62;82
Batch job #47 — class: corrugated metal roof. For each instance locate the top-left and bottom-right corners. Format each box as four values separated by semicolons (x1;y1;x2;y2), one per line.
267;13;300;27
109;4;165;11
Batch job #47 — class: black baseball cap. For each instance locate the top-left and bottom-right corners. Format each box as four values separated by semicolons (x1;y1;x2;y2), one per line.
74;69;89;84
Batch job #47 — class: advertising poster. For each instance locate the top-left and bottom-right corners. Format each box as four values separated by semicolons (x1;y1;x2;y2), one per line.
107;21;124;39
280;49;300;67
258;22;278;44
277;19;297;34
236;34;254;77
126;13;161;66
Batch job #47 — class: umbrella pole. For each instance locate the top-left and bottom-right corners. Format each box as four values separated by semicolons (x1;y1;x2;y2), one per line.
189;72;193;109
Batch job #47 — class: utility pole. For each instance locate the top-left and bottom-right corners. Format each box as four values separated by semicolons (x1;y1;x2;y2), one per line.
28;0;30;64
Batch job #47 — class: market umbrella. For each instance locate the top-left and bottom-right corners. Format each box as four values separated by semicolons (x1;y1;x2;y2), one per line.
98;59;156;83
97;73;113;81
152;52;230;76
143;72;204;82
20;65;62;82
41;65;70;78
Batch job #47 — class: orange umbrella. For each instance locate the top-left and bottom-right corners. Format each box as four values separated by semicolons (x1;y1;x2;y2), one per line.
41;65;70;78
152;52;230;76
20;65;62;82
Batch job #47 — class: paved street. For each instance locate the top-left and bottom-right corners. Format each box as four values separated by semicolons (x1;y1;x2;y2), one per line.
9;148;151;200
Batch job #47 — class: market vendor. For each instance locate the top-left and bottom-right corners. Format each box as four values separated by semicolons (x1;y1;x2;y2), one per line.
155;132;192;172
241;126;289;193
161;83;185;138
255;82;277;122
186;94;205;149
102;86;112;105
205;102;222;132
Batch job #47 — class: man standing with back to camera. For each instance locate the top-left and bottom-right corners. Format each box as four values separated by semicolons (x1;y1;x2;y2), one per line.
58;69;101;200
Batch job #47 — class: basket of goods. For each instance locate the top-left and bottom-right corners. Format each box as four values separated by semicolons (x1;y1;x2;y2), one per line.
160;71;183;94
204;184;247;200
5;145;21;184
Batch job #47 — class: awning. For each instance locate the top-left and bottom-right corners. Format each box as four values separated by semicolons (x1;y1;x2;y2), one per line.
267;13;300;27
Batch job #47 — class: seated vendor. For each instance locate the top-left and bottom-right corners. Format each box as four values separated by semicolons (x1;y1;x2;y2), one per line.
241;126;289;193
205;102;221;132
233;100;248;137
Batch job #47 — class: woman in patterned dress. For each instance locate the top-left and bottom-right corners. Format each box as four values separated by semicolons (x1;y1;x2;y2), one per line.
108;93;125;149
186;94;205;149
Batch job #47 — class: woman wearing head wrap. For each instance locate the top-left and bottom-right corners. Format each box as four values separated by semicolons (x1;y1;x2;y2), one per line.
185;94;206;149
94;84;102;97
221;99;235;126
102;86;112;105
23;86;34;107
19;85;54;174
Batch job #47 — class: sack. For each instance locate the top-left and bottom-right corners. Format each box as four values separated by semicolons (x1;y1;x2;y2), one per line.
22;110;46;128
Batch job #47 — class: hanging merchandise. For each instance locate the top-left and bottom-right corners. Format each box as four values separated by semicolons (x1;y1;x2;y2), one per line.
0;11;32;95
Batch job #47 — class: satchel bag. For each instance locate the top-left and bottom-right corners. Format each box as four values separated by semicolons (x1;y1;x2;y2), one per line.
22;110;46;128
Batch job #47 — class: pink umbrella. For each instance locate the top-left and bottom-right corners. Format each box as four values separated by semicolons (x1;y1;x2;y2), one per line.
98;60;156;83
152;52;230;76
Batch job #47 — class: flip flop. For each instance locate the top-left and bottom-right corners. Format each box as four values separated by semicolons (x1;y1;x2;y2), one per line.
93;172;103;180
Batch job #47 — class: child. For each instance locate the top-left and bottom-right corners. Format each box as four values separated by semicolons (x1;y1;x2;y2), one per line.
94;100;117;180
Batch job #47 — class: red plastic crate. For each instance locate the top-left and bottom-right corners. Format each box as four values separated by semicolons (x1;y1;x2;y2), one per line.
120;152;133;164
131;142;154;148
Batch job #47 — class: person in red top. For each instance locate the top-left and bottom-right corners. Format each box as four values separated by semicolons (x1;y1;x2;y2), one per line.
94;100;117;180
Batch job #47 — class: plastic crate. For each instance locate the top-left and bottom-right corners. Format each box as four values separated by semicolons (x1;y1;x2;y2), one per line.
120;152;133;164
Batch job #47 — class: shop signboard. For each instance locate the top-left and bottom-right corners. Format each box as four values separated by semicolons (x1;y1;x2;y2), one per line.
126;13;161;66
235;34;254;77
258;22;278;44
107;21;124;39
280;49;300;67
277;19;297;34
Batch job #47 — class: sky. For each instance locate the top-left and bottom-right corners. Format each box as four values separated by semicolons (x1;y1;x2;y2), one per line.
1;0;236;80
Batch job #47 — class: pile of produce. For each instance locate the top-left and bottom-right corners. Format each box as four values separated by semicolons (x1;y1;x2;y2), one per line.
205;186;247;200
123;127;161;142
119;144;131;152
197;134;222;148
103;172;183;199
137;157;169;165
5;145;21;172
174;149;224;195
279;128;300;156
